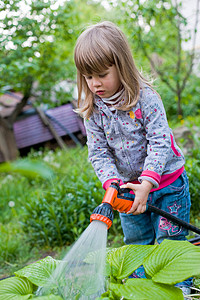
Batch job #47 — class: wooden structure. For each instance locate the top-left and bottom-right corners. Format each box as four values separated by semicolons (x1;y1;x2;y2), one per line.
0;92;86;163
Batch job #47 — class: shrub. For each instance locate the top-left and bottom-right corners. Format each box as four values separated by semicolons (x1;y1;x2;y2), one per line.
0;222;32;266
21;147;122;247
185;155;200;218
21;176;104;247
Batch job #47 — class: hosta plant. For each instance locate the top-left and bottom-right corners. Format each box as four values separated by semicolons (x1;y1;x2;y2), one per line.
0;240;200;299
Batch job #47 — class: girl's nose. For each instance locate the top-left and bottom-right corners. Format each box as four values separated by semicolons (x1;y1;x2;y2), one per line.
92;78;102;87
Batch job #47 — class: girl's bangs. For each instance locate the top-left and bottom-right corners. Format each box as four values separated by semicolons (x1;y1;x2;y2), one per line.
76;44;114;75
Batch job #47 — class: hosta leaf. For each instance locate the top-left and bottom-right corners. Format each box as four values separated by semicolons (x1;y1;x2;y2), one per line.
106;244;157;279
84;249;106;264
110;279;184;300
143;239;200;285
14;256;61;287
34;295;63;299
0;276;33;300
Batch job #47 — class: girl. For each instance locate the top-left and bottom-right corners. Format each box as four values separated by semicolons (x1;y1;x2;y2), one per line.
74;21;192;296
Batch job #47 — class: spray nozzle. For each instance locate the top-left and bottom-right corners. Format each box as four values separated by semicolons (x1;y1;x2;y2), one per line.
90;181;134;229
90;203;114;229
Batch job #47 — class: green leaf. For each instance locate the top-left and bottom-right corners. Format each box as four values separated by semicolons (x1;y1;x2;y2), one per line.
14;256;61;287
143;240;200;285
0;276;33;300
34;295;63;300
106;244;157;279
110;279;184;300
0;160;54;179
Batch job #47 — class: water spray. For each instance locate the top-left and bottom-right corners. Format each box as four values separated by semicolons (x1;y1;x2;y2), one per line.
90;180;200;238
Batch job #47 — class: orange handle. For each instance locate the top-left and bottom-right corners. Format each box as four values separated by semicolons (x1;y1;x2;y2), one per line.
102;186;134;213
112;196;133;213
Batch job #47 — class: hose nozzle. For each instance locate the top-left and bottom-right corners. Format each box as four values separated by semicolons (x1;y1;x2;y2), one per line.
90;203;114;229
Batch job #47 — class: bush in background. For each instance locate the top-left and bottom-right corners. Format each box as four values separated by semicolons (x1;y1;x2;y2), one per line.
19;147;122;247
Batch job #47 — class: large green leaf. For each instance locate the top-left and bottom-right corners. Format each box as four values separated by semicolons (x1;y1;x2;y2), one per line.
0;276;33;300
35;296;63;299
110;279;184;300
0;160;54;179
106;244;157;279
143;239;200;285
14;256;61;287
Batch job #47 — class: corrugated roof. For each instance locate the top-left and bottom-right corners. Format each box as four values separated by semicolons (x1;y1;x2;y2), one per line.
14;103;86;149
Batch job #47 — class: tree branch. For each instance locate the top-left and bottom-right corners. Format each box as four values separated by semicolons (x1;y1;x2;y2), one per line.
180;0;200;92
136;0;177;93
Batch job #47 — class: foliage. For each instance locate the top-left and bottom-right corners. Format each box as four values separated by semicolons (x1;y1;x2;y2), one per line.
0;159;53;179
1;240;200;299
108;0;200;118
0;0;106;107
20;147;122;247
0;159;53;223
184;126;200;218
1;136;200;273
0;147;123;278
157;74;200;119
101;240;200;299
0;222;32;266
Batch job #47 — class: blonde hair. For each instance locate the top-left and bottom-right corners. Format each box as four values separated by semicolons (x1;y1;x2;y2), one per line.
74;21;152;118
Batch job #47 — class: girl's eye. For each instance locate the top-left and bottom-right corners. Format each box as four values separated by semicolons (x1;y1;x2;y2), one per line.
85;75;92;80
99;73;107;78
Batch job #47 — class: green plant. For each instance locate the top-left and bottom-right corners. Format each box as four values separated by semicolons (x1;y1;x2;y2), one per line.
19;147;122;247
21;178;103;247
0;222;29;265
0;159;54;225
184;125;200;218
102;240;200;299
1;240;200;299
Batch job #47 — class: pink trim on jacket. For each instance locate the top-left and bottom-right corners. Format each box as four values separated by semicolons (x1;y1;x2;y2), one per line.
151;166;184;192
170;134;181;157
140;170;161;184
103;166;184;192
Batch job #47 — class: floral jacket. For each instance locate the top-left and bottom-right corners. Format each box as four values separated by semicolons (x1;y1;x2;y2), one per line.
84;86;185;189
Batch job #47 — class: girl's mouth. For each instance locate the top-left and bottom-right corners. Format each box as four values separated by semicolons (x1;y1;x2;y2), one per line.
96;90;105;95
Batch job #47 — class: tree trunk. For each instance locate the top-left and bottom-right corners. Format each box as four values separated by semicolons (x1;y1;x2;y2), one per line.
177;91;183;117
0;121;19;161
0;76;33;162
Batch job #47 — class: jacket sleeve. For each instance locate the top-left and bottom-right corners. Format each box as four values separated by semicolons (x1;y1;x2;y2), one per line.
84;115;122;188
138;89;172;187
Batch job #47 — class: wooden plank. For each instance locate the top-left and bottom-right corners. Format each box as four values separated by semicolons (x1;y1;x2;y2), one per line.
35;107;67;150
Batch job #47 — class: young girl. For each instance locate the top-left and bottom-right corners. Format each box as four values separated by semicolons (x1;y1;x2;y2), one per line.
74;21;192;295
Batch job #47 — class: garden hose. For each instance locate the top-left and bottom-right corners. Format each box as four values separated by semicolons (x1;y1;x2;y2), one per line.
90;181;200;237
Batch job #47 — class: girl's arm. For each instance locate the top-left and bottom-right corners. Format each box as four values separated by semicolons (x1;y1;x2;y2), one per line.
84;116;122;186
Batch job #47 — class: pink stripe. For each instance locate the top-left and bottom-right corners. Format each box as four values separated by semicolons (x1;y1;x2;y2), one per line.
103;167;184;192
170;134;181;157
151;166;184;191
125;167;184;192
141;170;161;183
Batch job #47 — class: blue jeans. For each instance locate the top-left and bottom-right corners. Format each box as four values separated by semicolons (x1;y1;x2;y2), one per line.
120;170;192;287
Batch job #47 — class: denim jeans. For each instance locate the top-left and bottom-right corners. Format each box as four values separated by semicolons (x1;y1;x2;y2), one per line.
120;170;192;287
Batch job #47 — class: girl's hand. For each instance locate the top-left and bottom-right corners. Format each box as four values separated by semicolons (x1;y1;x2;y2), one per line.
120;180;153;215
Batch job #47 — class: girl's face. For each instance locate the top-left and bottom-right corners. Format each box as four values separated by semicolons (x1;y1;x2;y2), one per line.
84;65;121;98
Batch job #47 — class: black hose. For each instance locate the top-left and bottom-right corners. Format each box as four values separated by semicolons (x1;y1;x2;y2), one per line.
148;204;200;235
